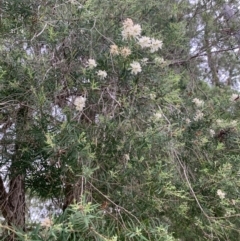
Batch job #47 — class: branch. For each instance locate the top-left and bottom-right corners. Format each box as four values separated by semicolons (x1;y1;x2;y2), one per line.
88;181;142;225
169;46;238;67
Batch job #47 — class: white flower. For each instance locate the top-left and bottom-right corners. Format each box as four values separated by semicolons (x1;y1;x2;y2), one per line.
97;70;107;79
87;59;97;69
129;61;142;75
193;110;204;121
209;129;215;137
185;118;191;124
122;18;134;28
150;38;163;52
122;26;141;40
141;58;148;66
230;93;239;102
120;47;131;58
110;45;119;55
154;57;166;65
217;189;226;199
131;24;142;37
138;36;151;48
192;98;204;107
124;154;130;161
74;96;86;111
95;114;100;124
122;19;141;40
149;92;156;100
153;112;162;120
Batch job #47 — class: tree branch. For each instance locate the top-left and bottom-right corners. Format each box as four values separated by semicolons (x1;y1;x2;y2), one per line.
169;46;238;67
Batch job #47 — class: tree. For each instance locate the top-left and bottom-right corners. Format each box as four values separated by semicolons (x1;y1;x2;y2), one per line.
1;0;240;240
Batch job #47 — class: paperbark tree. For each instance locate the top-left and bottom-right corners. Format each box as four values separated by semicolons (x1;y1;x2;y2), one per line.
2;1;240;241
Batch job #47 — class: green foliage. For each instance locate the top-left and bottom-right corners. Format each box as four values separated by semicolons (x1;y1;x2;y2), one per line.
1;0;240;241
15;200;176;241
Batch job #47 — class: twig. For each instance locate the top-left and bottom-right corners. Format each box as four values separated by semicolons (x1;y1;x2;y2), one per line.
88;181;141;225
31;23;48;42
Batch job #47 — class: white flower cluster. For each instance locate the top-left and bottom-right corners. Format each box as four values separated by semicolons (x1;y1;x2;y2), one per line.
87;59;97;69
185;118;191;124
86;58;107;79
124;154;130;161
192;98;204;107
110;45;119;55
74;96;86;111
154;57;166;66
138;36;163;53
110;45;132;58
120;47;131;57
193;110;204;121
122;18;141;40
209;129;215;137
141;58;148;66
138;36;151;48
217;189;226;199
153;111;162;121
109;19;164;76
230;93;239;102
129;61;142;75
121;18;163;53
97;70;107;79
149;92;156;100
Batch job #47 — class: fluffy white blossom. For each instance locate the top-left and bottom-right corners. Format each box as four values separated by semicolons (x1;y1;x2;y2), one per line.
74;96;86;111
120;47;131;57
129;61;142;75
209;129;215;137
153;112;162;120
149;92;156;100
138;36;151;48
217;189;226;199
122;18;141;40
192;98;204;107
122;18;134;28
87;59;97;69
185;118;191;124
150;38;163;52
141;58;148;66
230;93;239;102
193;110;204;121
154;57;166;66
124;154;130;161
97;70;107;79
130;24;142;37
110;45;119;55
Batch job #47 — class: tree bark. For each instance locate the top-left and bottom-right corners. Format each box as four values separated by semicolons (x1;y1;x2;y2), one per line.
0;106;27;240
204;24;220;86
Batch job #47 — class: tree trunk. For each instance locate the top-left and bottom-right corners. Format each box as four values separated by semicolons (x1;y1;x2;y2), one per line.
0;106;27;240
204;24;220;86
